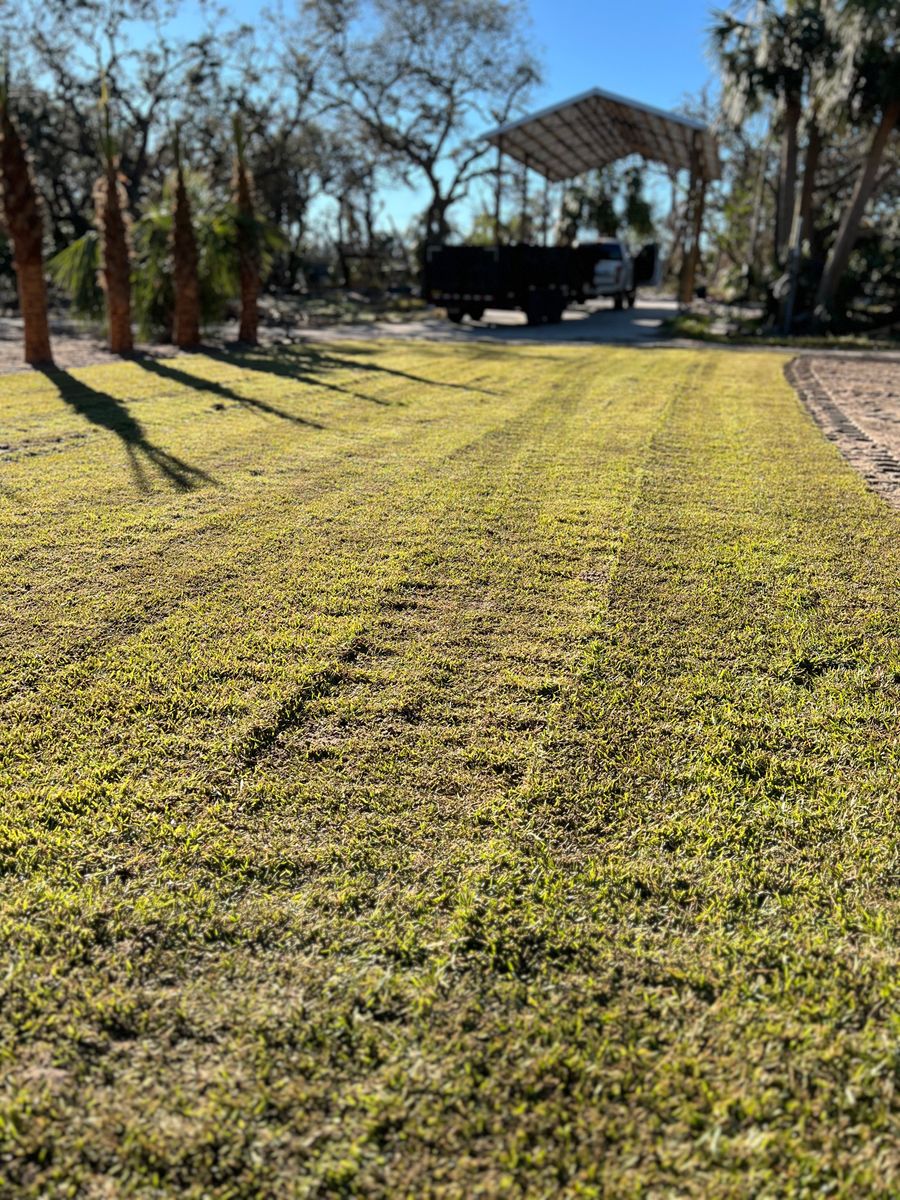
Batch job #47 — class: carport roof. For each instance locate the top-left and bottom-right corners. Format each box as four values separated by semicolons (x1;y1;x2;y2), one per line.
483;87;720;183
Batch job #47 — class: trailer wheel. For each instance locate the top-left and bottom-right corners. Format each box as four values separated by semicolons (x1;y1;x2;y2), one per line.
614;292;625;311
626;289;637;309
525;294;547;326
468;305;485;322
446;306;465;323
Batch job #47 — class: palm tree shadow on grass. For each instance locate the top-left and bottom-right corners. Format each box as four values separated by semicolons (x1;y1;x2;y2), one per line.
202;343;501;400
197;344;394;407
38;366;217;493
134;355;328;425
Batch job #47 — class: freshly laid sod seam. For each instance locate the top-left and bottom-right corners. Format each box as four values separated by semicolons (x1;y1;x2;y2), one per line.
1;343;898;1198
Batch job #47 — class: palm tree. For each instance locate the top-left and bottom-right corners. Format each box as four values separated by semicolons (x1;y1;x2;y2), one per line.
172;130;200;348
0;74;53;366
232;116;259;345
49;173;284;341
815;0;900;318
94;82;133;354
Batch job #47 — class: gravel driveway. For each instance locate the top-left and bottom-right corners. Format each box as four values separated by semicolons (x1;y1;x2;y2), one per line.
788;356;900;510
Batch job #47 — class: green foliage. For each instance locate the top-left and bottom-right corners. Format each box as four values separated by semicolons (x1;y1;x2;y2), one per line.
552;165;656;245
47;231;104;319
131;200;175;338
133;172;267;337
1;344;898;1194
49;172;287;339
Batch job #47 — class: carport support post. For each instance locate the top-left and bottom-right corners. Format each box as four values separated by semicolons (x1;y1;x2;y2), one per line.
520;157;529;243
494;140;504;245
679;132;707;308
541;178;550;246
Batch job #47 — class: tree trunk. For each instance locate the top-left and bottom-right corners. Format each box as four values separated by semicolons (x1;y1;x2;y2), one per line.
746;132;771;287
173;161;200;349
336;201;352;289
815;99;900;319
0;100;53;366
94;163;133;355
798;120;821;250
233;123;259;345
776;95;801;266
678;134;705;307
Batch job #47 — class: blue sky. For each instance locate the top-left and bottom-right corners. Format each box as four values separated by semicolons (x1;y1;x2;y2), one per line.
203;0;721;233
528;0;716;115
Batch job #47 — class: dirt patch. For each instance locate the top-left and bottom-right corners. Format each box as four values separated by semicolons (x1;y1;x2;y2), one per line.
0;317;175;374
787;355;900;510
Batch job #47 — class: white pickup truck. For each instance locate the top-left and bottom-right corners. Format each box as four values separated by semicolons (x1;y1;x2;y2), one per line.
587;238;659;310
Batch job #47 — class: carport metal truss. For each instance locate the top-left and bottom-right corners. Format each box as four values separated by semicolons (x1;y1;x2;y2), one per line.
483;87;720;183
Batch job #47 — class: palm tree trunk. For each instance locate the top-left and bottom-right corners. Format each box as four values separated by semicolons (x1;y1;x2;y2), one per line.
233;120;259;345
776;96;801;266
0;100;53;366
94;163;133;354
815;98;900;319
173;160;200;348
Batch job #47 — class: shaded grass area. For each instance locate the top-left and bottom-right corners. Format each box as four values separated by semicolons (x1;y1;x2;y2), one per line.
1;342;898;1197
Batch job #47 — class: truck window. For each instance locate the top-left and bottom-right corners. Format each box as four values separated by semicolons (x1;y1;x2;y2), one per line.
594;244;623;261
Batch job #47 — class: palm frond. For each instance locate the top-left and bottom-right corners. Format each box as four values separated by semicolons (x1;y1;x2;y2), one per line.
47;231;103;319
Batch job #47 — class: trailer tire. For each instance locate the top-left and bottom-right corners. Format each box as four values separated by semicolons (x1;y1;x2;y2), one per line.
614;292;625;311
446;306;465;323
468;305;485;322
627;289;637;308
525;294;547;326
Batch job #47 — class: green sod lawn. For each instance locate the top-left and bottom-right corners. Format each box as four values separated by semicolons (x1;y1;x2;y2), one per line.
1;342;898;1197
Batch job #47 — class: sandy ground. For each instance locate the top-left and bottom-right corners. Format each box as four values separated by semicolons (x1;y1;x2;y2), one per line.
788;356;900;510
0;316;174;373
0;300;679;373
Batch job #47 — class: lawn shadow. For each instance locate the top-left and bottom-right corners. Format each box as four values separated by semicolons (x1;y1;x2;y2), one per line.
198;344;395;406
38;366;216;493
203;342;501;399
133;355;327;427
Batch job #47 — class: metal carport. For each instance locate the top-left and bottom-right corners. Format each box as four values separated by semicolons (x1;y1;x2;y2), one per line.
483;88;720;306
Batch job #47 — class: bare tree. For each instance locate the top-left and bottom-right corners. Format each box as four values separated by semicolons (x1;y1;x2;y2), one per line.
233;116;258;344
306;0;539;244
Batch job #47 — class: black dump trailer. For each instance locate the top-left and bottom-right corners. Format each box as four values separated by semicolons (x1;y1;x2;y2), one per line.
423;242;659;325
423;244;574;325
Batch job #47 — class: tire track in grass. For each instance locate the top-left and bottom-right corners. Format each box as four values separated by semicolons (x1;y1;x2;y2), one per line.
226;383;588;773
220;352;683;900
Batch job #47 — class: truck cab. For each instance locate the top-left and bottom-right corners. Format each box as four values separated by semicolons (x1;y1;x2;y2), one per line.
589;239;635;309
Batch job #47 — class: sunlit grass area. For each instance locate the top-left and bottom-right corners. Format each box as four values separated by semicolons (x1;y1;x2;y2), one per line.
1;343;898;1196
